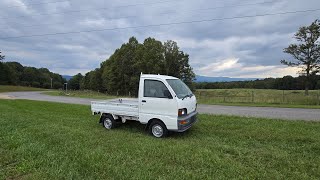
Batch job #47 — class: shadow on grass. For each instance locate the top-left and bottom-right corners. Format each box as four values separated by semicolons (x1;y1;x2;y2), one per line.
97;120;197;138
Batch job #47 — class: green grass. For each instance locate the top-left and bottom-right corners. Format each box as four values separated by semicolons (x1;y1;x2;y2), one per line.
43;90;120;99
196;89;320;109
1;100;320;179
0;85;46;93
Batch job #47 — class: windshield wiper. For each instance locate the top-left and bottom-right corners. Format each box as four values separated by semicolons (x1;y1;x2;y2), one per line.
182;94;190;100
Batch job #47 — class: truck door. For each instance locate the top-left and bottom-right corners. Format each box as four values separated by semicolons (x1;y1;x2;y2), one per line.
139;79;178;130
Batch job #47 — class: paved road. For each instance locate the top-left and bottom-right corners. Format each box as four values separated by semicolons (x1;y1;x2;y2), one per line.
1;91;320;121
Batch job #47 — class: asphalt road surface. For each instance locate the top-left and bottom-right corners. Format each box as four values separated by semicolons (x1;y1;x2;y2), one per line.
1;91;320;121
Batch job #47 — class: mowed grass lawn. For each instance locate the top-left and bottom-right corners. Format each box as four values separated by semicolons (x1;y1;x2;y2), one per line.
1;100;320;179
0;85;46;93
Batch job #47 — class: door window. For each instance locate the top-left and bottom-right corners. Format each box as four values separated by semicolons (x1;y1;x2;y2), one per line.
144;80;170;98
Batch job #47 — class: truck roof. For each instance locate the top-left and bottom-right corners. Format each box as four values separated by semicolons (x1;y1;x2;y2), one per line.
141;74;178;80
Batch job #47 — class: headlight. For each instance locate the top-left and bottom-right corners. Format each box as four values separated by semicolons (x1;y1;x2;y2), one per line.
178;108;187;116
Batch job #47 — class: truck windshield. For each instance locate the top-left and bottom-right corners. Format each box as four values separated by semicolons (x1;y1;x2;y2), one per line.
166;79;193;99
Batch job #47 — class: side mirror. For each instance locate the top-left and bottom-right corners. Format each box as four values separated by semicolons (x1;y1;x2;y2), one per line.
163;90;173;99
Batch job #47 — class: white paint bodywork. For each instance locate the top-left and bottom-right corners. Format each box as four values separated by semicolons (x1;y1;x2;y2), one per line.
91;74;197;131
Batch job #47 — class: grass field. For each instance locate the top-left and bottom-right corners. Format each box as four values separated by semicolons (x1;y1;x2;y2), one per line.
195;89;320;109
1;100;320;179
0;85;46;93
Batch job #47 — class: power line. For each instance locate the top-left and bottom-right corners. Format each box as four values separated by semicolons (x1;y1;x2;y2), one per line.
1;0;277;29
1;8;319;40
4;0;70;9
0;15;137;28
0;0;178;20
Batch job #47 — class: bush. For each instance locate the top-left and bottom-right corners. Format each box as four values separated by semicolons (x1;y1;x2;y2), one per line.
43;83;51;89
53;82;62;89
31;81;40;88
20;81;30;87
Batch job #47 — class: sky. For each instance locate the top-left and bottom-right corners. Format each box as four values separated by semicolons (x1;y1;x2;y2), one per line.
0;0;319;78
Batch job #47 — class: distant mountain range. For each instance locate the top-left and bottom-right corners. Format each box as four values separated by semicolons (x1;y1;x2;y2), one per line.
62;75;73;81
195;75;259;82
63;75;259;82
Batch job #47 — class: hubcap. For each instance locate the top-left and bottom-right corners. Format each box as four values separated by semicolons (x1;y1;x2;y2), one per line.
152;124;163;137
104;118;112;129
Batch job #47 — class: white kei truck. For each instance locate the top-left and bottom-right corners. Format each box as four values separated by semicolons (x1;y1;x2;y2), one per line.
91;74;198;138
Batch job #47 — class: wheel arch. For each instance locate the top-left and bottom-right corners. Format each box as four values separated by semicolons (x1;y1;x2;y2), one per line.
99;113;114;123
145;118;166;130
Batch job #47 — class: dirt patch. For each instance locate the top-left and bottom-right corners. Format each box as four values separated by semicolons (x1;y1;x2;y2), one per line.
0;94;15;99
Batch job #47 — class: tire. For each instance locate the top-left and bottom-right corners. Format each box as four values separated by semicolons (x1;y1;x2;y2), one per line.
149;120;168;138
101;114;116;129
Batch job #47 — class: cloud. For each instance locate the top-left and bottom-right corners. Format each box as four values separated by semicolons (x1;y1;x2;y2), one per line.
0;0;319;76
197;57;301;78
2;0;30;13
199;58;241;72
79;18;106;27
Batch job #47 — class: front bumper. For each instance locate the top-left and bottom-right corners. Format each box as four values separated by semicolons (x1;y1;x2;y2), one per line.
175;111;198;132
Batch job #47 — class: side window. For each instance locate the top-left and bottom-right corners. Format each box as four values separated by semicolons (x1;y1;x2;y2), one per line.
144;80;170;98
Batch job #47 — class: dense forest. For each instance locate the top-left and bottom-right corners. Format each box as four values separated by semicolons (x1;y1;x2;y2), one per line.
70;37;195;96
0;51;66;88
195;75;320;90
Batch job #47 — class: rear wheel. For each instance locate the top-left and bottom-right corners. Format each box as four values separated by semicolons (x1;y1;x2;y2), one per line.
149;120;168;138
101;114;116;129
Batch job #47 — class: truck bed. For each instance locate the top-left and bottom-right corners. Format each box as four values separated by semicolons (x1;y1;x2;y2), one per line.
91;98;139;117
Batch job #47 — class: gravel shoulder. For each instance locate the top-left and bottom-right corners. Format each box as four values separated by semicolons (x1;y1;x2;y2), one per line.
1;91;319;121
0;94;15;99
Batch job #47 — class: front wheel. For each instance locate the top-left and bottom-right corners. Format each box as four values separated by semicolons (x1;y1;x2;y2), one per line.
102;114;116;129
149;120;168;138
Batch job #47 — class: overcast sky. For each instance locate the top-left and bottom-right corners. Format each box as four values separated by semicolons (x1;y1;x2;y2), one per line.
1;0;319;78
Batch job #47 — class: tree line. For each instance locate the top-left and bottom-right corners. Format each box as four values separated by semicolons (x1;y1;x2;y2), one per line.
0;52;66;88
195;75;320;90
69;37;195;96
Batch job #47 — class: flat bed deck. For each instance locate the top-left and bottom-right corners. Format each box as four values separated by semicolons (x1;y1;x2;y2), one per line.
91;98;139;117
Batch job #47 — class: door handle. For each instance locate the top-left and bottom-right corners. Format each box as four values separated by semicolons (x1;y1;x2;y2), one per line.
142;100;146;103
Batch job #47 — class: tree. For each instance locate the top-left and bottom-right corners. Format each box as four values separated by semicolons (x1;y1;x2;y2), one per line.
0;52;17;85
316;80;320;89
81;72;91;90
102;37;141;95
99;37;195;96
281;19;320;95
0;51;4;62
163;40;195;88
89;69;102;91
69;73;83;90
0;51;65;88
0;52;9;84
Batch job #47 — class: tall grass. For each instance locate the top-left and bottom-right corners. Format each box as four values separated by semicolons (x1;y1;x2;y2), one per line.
196;89;320;106
0;85;46;93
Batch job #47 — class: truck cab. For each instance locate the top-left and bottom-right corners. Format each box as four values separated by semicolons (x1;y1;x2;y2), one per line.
91;74;197;138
